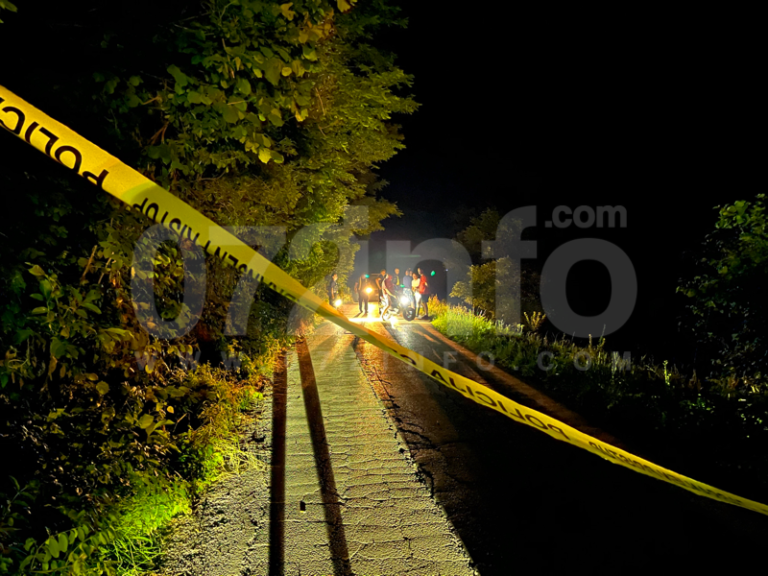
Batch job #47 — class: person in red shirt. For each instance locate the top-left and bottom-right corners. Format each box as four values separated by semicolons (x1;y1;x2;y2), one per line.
416;267;429;319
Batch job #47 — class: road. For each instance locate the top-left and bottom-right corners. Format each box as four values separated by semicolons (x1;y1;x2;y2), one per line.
342;305;768;574
161;304;768;575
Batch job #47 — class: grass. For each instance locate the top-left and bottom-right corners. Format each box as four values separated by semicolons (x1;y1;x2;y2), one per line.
429;297;768;500
91;364;269;576
102;481;191;576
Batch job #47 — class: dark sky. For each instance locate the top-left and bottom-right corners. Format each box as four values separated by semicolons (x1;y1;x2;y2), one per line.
364;3;763;362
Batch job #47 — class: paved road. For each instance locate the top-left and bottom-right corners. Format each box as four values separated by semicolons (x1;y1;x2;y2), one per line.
160;318;477;576
343;306;768;574
276;325;475;575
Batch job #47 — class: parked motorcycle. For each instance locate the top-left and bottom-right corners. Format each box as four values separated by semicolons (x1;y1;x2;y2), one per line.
381;291;416;322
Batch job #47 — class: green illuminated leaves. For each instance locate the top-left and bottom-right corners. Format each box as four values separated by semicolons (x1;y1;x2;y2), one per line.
46;535;60;558
267;108;283;126
50;338;68;359
280;2;295;20
337;0;356;12
222;105;240;124
167;65;189;88
29;264;46;277
265;58;282;86
138;414;154;429
258;147;272;164
0;0;18;23
236;77;252;95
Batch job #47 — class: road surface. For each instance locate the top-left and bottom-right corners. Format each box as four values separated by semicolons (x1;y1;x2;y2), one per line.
344;305;768;573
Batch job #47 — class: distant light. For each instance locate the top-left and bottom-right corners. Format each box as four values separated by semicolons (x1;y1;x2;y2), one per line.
430;270;436;276
365;274;369;278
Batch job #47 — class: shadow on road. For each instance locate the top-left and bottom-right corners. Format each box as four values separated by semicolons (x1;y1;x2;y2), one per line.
296;339;353;576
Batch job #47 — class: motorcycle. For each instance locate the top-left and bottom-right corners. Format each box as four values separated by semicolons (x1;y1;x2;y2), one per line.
381;290;417;322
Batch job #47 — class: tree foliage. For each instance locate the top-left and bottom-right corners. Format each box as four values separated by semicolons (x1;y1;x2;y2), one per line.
449;209;541;321
677;194;768;388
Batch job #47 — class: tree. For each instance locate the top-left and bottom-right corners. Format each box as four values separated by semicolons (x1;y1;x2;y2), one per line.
448;209;541;322
677;194;768;388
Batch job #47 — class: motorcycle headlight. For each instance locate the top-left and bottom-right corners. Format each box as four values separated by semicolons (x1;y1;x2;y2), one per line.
400;295;409;305
334;298;342;308
365;287;372;294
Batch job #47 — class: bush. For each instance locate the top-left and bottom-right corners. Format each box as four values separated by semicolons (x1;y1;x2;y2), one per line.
678;194;768;389
0;359;271;575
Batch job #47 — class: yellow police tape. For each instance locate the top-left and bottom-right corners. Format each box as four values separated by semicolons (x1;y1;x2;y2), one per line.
2;85;767;517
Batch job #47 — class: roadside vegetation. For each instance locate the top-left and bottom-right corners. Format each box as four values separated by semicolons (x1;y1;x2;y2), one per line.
0;1;414;574
434;196;768;501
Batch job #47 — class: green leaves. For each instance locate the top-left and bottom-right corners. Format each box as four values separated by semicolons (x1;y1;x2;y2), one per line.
45;532;68;559
0;0;18;24
258;147;272;164
138;414;154;429
167;64;190;88
302;45;317;61
51;338;68;359
265;57;282;86
236;77;252;95
59;533;69;555
280;2;295;20
47;535;60;558
678;194;768;385
267;108;283;127
222;105;240;124
147;144;172;164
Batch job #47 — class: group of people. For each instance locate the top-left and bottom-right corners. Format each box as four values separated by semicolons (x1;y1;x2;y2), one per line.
353;267;430;320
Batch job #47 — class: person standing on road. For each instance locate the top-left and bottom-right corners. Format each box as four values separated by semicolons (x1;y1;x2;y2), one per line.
416;267;429;319
407;270;418;308
411;271;422;315
393;268;401;288
328;272;339;307
376;270;386;309
355;274;371;314
380;270;396;319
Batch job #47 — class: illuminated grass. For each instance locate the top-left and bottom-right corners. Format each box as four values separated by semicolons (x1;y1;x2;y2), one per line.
429;297;768;475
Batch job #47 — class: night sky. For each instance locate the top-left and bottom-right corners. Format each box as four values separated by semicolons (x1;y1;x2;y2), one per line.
364;4;762;362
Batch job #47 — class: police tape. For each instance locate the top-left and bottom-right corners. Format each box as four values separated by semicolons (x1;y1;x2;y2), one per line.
2;85;767;517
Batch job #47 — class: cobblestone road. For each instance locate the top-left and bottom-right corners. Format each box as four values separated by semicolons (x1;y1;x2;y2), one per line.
281;319;476;575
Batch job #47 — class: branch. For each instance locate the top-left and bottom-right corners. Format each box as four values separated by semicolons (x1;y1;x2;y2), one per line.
80;245;98;284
